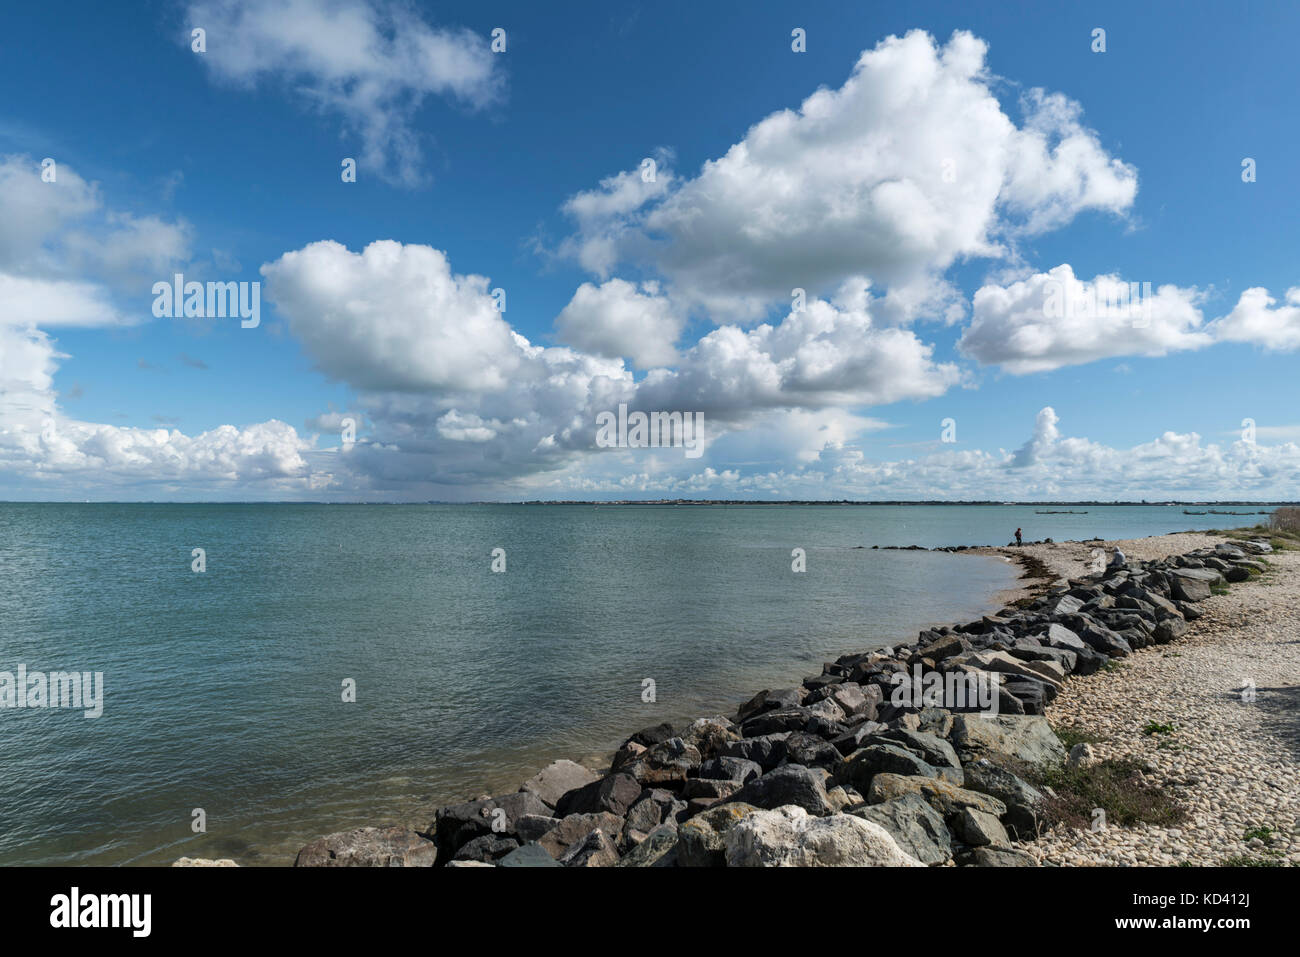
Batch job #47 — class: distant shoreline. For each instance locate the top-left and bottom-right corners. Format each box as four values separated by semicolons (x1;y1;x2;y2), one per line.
0;500;1292;507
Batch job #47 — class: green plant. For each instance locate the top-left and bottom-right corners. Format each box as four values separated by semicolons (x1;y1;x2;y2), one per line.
1029;758;1185;831
1142;720;1177;736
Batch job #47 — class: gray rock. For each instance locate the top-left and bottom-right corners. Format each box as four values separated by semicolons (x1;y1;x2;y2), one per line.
514;814;561;843
876;728;962;769
537;811;625;859
1168;568;1221;602
294;826;437;867
498;842;561;867
520;759;600;808
616;823;679;867
955;846;1038;866
724;806;925;867
866;773;1007;818
950;714;1066;767
677;802;764;866
1153;617;1189;644
951;807;1009;847
849;794;952;865
961;759;1045;839
839;743;940;793
699;756;763;783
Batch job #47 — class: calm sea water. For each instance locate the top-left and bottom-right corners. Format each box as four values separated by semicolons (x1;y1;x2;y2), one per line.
0;503;1267;865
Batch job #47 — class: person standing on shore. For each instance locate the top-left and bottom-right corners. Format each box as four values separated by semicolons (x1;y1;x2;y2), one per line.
1108;546;1127;569
1015;527;1023;546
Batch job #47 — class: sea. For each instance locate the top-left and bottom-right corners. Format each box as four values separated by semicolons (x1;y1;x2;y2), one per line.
0;502;1271;864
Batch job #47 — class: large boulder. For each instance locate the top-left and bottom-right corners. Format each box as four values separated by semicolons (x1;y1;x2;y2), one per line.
1153;618;1189;644
719;733;790;771
849;794;952;865
725;764;833;816
950;714;1066;767
620;737;702;786
875;729;961;769
699;756;763;784
866;773;1007;819
741;707;815;737
1168;568;1221;602
839;744;942;793
950;807;1009;847
961;759;1045;840
295;826;437;867
737;688;806;722
677;802;764;866
520;759;600;808
724;806;925;867
537;812;625;860
555;771;642;818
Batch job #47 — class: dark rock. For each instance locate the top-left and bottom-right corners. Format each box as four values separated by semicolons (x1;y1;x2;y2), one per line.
625;722;676;747
725;764;833;816
699;756;763;783
736;687;805;723
431;791;552;856
719;733;790;771
555;771;642;818
740;706;814;737
783;731;843;770
559;828;619;867
453;834;520;863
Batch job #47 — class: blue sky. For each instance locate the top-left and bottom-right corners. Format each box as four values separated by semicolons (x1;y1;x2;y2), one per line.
1;0;1298;500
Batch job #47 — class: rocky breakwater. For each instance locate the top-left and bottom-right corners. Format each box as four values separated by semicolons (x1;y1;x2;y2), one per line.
282;537;1273;868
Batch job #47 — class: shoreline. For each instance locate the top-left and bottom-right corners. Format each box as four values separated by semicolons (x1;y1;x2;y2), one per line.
186;527;1292;868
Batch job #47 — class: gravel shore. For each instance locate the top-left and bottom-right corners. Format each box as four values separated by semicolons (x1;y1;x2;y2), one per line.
1013;533;1300;866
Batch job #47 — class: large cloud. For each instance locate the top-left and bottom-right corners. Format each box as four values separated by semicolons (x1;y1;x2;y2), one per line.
187;0;503;186
558;30;1137;321
554;278;684;369
0;156;317;495
960;264;1212;373
1210;286;1300;351
258;242;961;494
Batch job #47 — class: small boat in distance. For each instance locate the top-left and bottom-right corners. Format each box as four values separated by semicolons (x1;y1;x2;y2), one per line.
1035;510;1088;514
1183;510;1207;515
